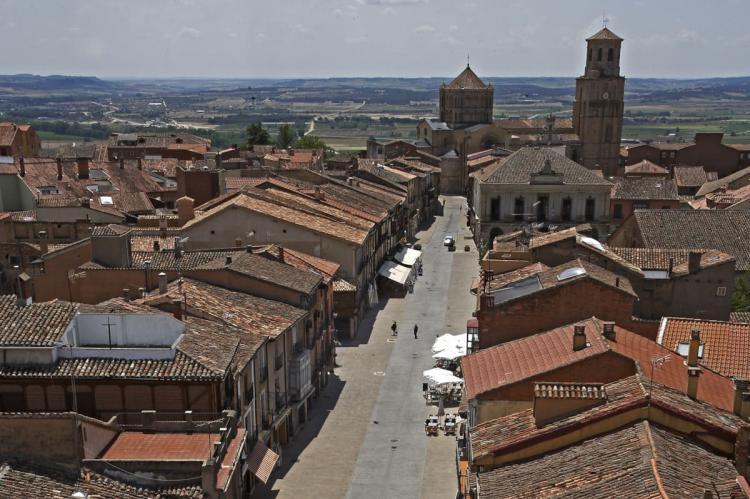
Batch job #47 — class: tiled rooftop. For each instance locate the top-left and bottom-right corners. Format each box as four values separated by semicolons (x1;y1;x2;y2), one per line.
610;247;735;274
475;420;740;499
144;278;306;339
445;65;490;90
624;159;668;176
0;461;203;498
476;147;612;185
621;209;750;271
658;317;750;379
463;317;736;411
611;176;679;201
102;432;218;460
0;296;78;347
673;165;709;187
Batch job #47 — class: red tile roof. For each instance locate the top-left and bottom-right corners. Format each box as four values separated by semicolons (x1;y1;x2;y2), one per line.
624;159;669;176
102;432;219;460
463;317;736;412
462;320;610;399
658;317;750;380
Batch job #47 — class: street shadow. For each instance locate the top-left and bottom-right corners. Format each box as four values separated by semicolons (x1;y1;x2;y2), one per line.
252;372;346;498
340;299;387;348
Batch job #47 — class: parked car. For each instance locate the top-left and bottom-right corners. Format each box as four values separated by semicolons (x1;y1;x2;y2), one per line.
443;235;455;246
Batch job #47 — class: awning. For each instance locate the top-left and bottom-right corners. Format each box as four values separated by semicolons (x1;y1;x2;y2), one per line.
394;247;422;267
246;440;279;484
378;261;413;286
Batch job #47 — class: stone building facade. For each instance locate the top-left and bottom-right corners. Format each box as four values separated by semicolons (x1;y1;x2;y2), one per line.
439;65;494;128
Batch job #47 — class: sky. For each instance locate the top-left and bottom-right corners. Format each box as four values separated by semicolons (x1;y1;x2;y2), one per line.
1;0;749;79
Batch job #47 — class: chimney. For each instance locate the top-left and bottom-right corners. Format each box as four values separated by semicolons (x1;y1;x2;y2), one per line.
314;186;325;201
153;240;160;251
76;157;89;179
19;156;25;177
159;216;168;237
54;157;64;180
733;379;750;418
176;196;195;226
38;230;48;254
172;298;183;320
226;256;233;265
138;286;146;298
278;246;284;262
687;366;701;400
687;328;701;367
80;197;90;208
615;277;620;287
174;236;182;259
245;245;253;253
122;288;130;301
289;148;295;157
573;324;587;351
602;321;616;340
735;426;750;480
119;157;125;170
158;272;168;294
688;251;702;274
668;257;674;276
137;157;143;170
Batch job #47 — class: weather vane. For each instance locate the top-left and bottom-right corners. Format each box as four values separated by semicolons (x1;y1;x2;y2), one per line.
467;53;470;68
602;11;609;28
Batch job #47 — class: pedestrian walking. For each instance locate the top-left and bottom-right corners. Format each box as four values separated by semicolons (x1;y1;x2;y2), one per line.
391;320;398;336
414;324;419;339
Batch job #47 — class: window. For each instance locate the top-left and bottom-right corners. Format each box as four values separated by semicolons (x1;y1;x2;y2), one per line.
597;48;602;61
587;48;592;61
607;48;614;62
38;186;59;195
716;286;727;297
490;197;501;221
513;197;525;222
561;197;572;222
585;197;596;221
613;203;623;219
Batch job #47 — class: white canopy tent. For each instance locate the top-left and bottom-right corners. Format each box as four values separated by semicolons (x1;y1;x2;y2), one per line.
431;333;467;354
423;367;463;386
394;247;422;267
432;345;465;361
378;261;414;286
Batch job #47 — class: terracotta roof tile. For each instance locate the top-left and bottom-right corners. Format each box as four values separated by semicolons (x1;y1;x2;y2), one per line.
475;420;740;499
0;296;78;346
673;165;709;187
659;317;750;379
624;159;668;176
610;247;735;274
611;176;679;201
445;65;490;90
478;147;612;185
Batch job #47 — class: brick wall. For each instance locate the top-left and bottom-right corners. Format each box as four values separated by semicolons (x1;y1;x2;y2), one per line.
478;279;635;348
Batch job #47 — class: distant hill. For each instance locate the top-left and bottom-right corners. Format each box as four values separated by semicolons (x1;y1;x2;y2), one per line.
0;74;118;93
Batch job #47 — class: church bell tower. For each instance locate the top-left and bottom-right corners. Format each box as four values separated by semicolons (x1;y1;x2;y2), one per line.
573;27;625;176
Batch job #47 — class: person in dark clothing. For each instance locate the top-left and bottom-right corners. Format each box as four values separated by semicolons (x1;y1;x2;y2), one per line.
391;321;398;336
414;324;419;339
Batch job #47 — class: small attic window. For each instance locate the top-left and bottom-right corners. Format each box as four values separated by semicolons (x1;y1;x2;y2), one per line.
99;196;114;206
676;342;704;359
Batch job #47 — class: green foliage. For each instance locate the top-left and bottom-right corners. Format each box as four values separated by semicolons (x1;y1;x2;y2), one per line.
295;135;327;150
732;275;750;312
276;124;297;149
246;123;270;148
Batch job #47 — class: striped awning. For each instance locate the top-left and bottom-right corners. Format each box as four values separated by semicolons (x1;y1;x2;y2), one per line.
247;440;279;484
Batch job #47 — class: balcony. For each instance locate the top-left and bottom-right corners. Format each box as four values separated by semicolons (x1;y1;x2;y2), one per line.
288;350;313;403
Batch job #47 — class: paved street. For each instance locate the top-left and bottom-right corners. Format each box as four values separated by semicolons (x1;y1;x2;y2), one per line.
257;196;478;499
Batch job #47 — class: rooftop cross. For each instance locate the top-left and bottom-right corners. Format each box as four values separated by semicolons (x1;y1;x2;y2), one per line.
102;316;115;349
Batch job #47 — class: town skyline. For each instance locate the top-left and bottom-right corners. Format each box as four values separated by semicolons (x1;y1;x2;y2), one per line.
2;0;749;79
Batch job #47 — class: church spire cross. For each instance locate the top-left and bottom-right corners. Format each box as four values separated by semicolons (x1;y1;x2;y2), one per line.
602;10;609;28
467;53;470;68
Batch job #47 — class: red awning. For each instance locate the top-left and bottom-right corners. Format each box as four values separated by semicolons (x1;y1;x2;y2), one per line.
247;440;279;484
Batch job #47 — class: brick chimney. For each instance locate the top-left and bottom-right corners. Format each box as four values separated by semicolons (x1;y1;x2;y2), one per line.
119;157;125;170
18;156;25;177
158;272;168;294
176;196;195;226
76;157;89;179
573;324;587;351
687;366;701;400
278;246;285;262
38;230;48;254
688;251;702;274
57;158;64;180
601;321;616;340
172;298;183;320
687;329;701;367
734;379;750;419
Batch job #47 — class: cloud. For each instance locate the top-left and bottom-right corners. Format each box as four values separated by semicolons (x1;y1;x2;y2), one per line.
175;26;201;39
414;25;436;33
448;24;458;31
383;6;395;14
333;8;344;16
225;29;238;39
255;33;267;41
293;24;311;35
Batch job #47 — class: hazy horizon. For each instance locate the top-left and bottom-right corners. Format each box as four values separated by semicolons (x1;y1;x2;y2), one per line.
2;0;748;79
